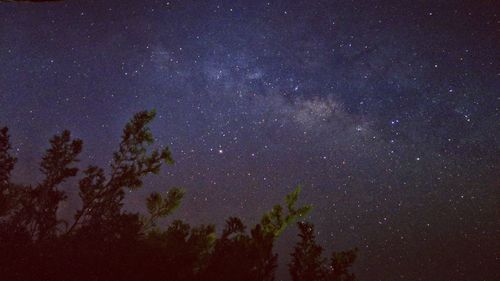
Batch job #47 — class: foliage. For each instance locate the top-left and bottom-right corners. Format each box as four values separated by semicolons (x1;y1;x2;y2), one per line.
329;248;358;281
143;187;185;229
261;185;312;237
289;222;358;281
0;111;357;281
0;127;16;216
289;222;327;281
68;110;174;235
8;130;82;240
203;217;277;281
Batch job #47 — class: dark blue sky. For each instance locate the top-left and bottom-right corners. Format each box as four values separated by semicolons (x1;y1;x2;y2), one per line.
0;1;498;280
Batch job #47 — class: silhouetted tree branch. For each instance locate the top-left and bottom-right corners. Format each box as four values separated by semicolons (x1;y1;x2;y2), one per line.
67;110;174;235
8;130;82;241
261;185;312;237
143;187;184;230
290;222;327;281
0;110;358;281
0;127;16;216
290;221;358;281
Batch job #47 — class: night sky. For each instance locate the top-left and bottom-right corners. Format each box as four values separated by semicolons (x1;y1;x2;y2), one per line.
0;1;498;280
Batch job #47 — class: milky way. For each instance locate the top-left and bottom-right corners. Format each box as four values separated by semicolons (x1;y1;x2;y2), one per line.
0;1;498;280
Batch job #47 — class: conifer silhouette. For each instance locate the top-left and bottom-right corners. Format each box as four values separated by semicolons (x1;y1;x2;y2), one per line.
0;111;357;281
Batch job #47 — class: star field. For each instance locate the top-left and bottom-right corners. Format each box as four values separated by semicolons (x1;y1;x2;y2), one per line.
0;1;498;280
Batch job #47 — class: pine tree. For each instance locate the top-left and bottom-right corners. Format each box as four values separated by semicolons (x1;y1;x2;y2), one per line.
0;127;16;216
328;248;358;281
0;111;359;281
289;221;359;281
67;110;174;237
289;221;327;281
9;130;82;240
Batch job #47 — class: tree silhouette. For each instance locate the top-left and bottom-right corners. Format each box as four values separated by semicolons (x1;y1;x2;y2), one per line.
0;110;358;281
68;110;174;237
203;186;311;281
5;130;82;241
329;248;358;281
0;127;16;216
289;221;358;281
143;187;185;230
261;186;312;238
289;222;327;281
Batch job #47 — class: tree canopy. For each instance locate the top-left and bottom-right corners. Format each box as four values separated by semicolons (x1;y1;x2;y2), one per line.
0;110;357;281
